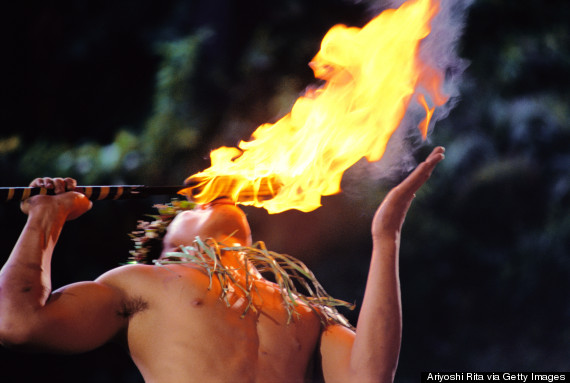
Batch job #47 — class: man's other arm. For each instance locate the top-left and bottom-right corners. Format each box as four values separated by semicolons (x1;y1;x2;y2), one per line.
319;147;445;383
0;177;127;352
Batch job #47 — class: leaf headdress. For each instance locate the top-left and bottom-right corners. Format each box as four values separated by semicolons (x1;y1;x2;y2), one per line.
129;200;354;329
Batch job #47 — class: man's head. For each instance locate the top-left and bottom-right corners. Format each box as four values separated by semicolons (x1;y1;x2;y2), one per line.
161;198;252;257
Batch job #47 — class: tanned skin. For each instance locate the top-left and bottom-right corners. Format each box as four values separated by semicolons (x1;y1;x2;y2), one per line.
0;147;444;383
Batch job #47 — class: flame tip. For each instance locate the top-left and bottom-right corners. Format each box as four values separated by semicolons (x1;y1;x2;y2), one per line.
187;0;446;214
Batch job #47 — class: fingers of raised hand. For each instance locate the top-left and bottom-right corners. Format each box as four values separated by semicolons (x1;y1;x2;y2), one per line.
425;146;445;168
63;177;77;191
372;147;445;237
395;146;445;197
29;177;77;194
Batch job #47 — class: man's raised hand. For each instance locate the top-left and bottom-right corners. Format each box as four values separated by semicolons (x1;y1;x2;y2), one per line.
21;177;92;221
372;146;445;239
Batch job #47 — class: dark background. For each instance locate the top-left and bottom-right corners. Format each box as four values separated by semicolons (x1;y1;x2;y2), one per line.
1;0;569;381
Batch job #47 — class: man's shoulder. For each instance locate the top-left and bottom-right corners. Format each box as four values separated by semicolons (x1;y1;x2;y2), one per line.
96;263;153;282
95;262;208;290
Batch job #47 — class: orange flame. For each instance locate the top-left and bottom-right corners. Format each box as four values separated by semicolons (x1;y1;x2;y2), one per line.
185;0;448;213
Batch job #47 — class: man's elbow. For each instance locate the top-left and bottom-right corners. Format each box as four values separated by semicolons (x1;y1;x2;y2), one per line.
348;365;397;383
357;372;396;383
379;369;397;383
0;318;36;348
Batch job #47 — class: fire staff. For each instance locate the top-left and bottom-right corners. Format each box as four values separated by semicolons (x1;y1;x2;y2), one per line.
0;147;444;382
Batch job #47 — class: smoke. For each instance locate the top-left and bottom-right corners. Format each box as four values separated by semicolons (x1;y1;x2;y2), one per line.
344;0;473;194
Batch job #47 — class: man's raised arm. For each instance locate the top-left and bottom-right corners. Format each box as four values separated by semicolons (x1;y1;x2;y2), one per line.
0;177;127;352
319;146;445;383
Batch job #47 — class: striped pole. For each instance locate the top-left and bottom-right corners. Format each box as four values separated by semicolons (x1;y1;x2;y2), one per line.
0;185;190;202
2;177;283;203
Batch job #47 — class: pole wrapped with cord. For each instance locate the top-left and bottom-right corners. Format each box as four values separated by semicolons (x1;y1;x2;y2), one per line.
0;185;189;202
0;177;281;204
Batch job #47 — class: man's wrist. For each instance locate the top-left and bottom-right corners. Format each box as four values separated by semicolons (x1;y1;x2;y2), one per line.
25;196;68;223
372;230;401;246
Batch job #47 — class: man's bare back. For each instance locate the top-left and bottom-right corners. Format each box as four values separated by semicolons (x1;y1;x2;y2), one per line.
0;147;445;382
96;262;323;382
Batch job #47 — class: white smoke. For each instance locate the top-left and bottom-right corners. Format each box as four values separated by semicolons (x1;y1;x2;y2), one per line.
343;0;473;194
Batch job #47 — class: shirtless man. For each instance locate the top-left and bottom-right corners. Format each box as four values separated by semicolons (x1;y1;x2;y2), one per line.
0;147;444;383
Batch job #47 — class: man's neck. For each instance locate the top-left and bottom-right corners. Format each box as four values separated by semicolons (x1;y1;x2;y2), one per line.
220;249;264;282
